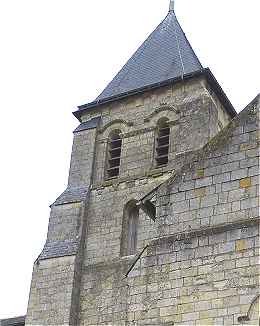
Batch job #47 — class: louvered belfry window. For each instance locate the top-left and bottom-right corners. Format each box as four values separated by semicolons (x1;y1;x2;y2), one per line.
106;130;122;179
155;121;170;167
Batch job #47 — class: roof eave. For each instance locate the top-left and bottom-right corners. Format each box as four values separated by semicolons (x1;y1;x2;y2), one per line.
73;68;236;121
204;68;237;118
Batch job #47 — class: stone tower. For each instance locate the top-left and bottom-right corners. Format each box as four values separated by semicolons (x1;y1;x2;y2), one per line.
25;2;259;326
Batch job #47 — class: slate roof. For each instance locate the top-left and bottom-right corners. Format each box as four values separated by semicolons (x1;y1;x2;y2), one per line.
38;186;90;260
53;186;90;206
73;116;100;133
39;239;79;260
96;9;202;102
0;316;25;326
75;6;236;119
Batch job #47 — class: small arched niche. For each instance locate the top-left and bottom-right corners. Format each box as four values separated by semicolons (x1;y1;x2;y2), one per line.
120;200;139;257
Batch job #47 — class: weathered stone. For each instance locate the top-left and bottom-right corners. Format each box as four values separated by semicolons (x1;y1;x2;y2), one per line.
22;8;260;326
239;177;252;188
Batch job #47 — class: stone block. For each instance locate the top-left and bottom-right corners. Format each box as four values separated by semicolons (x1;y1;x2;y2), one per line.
222;180;239;192
221;161;239;173
171;200;190;213
196;318;214;325
213;173;231;184
218;192;229;204
182;312;200;321
213;241;235;254
199;309;218;319
201;194;218;208
226;152;246;163
236;258;249;267
241;197;259;209
190;198;201;210
196;169;205;178
231;169;248;181
179;180;195;191
214;203;231;215
195;177;213;188
235;239;246;251
194;300;212;311
228;188;245;202
240;157;259;168
160;306;177;316
211;298;224;309
239;177;252;188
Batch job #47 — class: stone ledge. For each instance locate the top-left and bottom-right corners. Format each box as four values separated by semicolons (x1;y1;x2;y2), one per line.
151;217;260;247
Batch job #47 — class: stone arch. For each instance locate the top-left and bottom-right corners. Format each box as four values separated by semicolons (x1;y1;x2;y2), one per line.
105;129;122;179
99;119;133;137
120;200;139;256
154;117;171;167
157;116;169;126
144;105;180;124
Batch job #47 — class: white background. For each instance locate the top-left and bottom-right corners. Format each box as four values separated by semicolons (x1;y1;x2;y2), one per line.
0;0;259;319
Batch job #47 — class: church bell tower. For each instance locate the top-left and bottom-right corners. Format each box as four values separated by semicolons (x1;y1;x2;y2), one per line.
25;2;238;325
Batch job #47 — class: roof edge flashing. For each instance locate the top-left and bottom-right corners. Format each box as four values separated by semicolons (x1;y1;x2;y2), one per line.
76;69;205;111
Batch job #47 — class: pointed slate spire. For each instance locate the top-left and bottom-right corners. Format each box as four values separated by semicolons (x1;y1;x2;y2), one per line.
95;5;203;102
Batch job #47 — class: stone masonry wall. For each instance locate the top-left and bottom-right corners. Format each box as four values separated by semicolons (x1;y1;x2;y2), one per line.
26;256;77;325
26;125;99;325
88;77;230;186
26;201;85;325
68;126;98;188
80;78;231;267
78;96;259;325
26;77;235;325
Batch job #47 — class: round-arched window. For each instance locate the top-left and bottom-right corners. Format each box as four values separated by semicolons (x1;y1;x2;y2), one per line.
106;130;122;179
155;119;170;167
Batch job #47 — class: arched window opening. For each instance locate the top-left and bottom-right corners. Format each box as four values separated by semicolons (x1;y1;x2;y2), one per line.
106;130;122;179
155;119;170;167
121;201;139;256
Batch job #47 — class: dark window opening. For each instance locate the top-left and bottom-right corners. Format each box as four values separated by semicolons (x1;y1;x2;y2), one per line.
106;131;122;179
127;205;138;255
121;201;139;257
155;123;170;167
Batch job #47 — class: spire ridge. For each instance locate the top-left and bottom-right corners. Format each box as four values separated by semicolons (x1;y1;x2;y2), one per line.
169;0;175;12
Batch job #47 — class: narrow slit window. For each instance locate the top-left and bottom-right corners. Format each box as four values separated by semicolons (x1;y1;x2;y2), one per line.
127;205;139;255
121;201;139;257
106;130;122;179
155;121;170;167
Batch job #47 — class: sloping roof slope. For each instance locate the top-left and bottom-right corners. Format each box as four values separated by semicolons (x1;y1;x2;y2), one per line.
0;316;25;326
96;9;203;102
